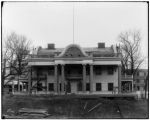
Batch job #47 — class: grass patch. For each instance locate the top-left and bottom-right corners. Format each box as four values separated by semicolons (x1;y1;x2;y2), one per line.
2;95;148;119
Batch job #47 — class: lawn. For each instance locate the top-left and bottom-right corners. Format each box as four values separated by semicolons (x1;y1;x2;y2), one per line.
2;94;149;119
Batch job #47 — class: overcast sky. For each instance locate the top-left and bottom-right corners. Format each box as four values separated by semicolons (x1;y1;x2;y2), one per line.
2;2;148;68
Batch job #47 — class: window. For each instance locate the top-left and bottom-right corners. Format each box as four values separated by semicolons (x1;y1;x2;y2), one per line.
78;69;82;74
86;68;90;75
60;83;61;91
37;83;42;91
64;83;66;91
48;83;54;91
48;70;54;75
96;83;101;91
139;72;145;77
136;79;139;83
141;79;145;83
108;83;113;91
137;86;140;90
78;81;82;91
95;67;102;75
107;67;113;75
86;83;90;91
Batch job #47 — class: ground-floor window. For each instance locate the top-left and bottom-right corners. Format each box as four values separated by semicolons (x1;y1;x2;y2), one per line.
86;83;90;91
37;83;42;91
137;86;140;91
64;83;66;91
48;83;54;91
77;81;82;91
108;83;113;91
60;83;61;91
96;83;101;91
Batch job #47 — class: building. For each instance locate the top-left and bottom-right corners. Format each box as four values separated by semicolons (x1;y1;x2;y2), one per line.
27;43;123;95
134;69;148;91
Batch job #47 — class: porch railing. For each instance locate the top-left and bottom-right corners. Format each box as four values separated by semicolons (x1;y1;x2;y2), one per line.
31;75;47;80
66;74;82;79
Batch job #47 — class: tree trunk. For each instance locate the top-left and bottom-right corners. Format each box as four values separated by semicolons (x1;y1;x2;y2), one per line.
18;75;20;92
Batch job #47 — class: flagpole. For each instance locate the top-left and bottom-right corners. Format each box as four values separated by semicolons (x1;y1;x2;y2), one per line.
73;2;74;44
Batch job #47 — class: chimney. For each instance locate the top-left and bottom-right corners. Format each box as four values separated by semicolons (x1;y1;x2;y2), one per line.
98;43;105;48
48;44;55;49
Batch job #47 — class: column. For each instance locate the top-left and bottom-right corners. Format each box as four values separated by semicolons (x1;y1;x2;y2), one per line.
90;64;93;93
82;64;86;92
46;72;49;93
118;65;121;93
28;67;31;95
22;84;23;92
61;64;65;93
45;73;47;94
54;65;58;94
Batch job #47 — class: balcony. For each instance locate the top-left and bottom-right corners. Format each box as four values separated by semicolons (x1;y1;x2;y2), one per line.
31;75;47;81
66;74;82;80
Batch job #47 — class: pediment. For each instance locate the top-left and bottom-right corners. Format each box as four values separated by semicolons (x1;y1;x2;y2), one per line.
58;44;88;58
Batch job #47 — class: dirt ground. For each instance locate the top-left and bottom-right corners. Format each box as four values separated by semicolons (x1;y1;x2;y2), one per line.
2;94;149;119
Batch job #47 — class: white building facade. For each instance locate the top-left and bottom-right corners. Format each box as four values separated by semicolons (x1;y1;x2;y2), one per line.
27;43;122;94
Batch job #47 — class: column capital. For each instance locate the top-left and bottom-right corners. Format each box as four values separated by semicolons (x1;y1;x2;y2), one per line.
61;64;65;66
89;63;93;66
82;63;86;66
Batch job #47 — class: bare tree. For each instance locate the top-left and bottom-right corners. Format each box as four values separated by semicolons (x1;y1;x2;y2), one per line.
2;32;31;92
118;30;145;76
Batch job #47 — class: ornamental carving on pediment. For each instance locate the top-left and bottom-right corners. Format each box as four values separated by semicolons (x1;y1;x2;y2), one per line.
58;44;88;58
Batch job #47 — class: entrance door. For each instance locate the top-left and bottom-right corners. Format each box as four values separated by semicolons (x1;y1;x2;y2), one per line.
71;81;77;93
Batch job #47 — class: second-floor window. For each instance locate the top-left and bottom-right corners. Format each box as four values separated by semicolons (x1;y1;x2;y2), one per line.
138;72;145;77
48;70;54;75
107;67;114;75
95;67;102;75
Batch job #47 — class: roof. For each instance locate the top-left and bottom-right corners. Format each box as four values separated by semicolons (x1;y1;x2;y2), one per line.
36;45;117;57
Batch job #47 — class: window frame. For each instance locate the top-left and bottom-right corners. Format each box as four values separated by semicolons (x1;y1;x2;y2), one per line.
48;83;54;91
108;83;114;91
96;83;102;91
86;83;90;91
95;67;102;75
107;67;114;75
